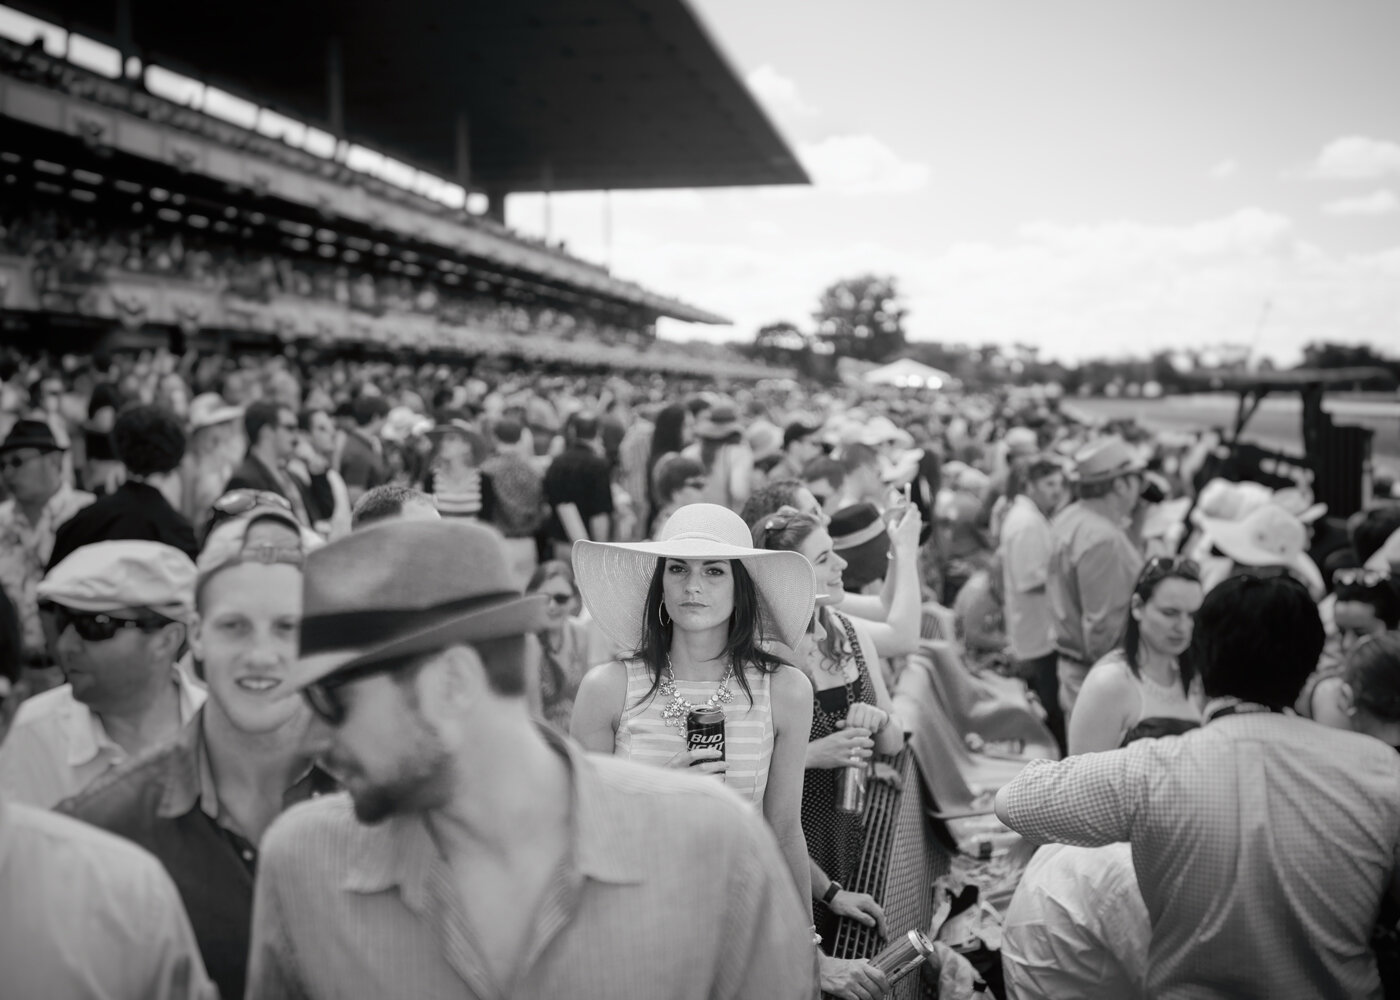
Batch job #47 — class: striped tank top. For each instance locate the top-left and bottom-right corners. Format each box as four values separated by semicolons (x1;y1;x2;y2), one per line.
614;658;775;807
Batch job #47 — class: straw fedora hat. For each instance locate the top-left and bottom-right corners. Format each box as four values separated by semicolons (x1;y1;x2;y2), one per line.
693;403;744;441
285;519;547;691
572;503;816;652
1071;436;1148;485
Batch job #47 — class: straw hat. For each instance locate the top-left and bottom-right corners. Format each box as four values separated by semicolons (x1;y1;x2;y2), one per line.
1196;502;1324;597
572;503;816;652
187;393;243;433
693;403;743;441
1071;436;1147;485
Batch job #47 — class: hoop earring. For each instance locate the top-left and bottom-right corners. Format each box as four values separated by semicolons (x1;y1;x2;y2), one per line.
658;603;671;628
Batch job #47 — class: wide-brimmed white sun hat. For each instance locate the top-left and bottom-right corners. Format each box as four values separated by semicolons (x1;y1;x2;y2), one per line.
1196;502;1325;598
573;503;816;652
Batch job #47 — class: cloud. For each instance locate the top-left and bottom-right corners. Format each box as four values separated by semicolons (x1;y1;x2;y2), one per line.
1306;136;1400;180
1322;189;1399;217
744;64;819;119
795;134;930;196
1208;159;1238;179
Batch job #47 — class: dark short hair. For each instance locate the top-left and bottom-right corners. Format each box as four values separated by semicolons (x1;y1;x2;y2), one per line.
1194;575;1324;709
1026;457;1064;484
740;479;808;529
114;404;186;476
492;418;524;446
1335;575;1400;629
839;443;878;475
570;412;599;442
802;456;846;490
1344;632;1400;722
654;455;705;506
243;401;283;448
298;407;329;433
352;485;434;529
351;394;390;428
1354;506;1400;565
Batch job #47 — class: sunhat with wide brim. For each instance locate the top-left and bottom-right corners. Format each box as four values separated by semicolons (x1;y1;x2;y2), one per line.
1196;502;1324;597
282;519;547;693
572;503;816;652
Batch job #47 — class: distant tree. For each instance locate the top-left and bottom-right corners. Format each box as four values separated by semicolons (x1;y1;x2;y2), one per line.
813;274;907;363
751;321;809;365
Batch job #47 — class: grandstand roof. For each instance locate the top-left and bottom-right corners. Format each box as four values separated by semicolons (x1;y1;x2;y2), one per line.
18;0;809;194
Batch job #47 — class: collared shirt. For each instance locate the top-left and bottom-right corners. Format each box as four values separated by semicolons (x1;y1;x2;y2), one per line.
61;709;337;1000
0;669;205;808
0;797;216;1000
1002;842;1148;1000
0;486;95;660
999;494;1054;660
1047;500;1143;665
247;727;819;1000
996;713;1400;999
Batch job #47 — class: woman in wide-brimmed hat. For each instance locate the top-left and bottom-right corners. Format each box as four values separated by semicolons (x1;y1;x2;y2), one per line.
570;502;817;908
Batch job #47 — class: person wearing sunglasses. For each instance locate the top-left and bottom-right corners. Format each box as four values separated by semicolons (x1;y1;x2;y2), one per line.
523;560;591;733
0;541;204;808
0;419;94;674
225;401;313;530
245;519;818;999
63;507;333;1000
1068;556;1205;755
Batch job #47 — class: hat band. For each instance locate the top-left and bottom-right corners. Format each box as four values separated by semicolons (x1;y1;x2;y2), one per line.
301;590;521;656
832;518;885;550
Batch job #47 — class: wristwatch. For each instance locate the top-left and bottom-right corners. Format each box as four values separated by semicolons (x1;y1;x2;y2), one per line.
822;881;843;906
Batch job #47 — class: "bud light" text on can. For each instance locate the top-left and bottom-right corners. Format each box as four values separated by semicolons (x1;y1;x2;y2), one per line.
686;707;726;765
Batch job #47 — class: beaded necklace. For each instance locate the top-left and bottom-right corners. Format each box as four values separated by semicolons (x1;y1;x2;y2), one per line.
659;654;735;728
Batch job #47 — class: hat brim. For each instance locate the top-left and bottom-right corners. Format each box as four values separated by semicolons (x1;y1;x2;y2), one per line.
1197;514;1324;596
282;594;548;694
572;537;815;653
1075;458;1148;485
188;406;244;431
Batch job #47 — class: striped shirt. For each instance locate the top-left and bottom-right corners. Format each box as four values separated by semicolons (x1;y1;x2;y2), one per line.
996;712;1400;999
614;659;774;806
246;727;818;1000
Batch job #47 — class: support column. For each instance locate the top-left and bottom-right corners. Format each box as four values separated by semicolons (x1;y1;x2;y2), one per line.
455;112;472;212
484;189;507;225
326;38;345;139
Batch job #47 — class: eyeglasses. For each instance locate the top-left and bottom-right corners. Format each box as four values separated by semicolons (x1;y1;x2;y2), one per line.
1335;567;1392;589
1139;555;1201;584
202;489;294;546
302;653;423;726
39;602;175;642
0;452;44;473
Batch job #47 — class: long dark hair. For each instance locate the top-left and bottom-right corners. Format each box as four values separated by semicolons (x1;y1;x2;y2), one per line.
633;557;786;708
647;403;689;509
1124;556;1203;695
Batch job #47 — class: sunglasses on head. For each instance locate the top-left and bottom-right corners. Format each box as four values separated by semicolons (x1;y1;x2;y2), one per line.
1139;555;1201;583
1334;567;1392;589
40;602;175;642
201;490;294;546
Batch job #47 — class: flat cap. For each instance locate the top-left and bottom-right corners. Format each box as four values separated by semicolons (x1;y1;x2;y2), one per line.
39;540;196;619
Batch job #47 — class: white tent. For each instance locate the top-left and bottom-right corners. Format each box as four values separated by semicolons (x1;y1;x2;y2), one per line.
862;357;953;389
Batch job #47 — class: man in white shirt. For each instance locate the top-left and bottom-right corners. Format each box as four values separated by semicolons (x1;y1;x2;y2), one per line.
0;541;205;808
999;456;1067;751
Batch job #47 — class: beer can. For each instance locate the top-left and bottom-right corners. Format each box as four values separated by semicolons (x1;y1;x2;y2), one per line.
835;760;868;814
686;706;726;764
869;930;937;986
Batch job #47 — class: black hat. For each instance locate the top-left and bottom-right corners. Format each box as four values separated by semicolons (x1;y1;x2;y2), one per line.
0;420;64;455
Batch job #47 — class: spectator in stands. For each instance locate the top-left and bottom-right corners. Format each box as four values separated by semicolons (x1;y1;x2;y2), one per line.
0;541;204;808
999;455;1067;750
225;402;313;528
180;392;245;529
832;443;883;512
645;402;691;521
49;405;198;567
802;457;846;521
1047;437;1146;720
338;394;390;506
615;398;655;542
997;574;1400;1000
482;417;548;585
425;421;494;521
524;561;591;734
741;478;831;530
648;454;706;538
544;411;613;558
952;553;1009;674
63;508;334;1000
1068;555;1204;755
1;787;216;999
0;420;94;669
82;351;124;495
768;418;825;485
349;484;439;530
1000;718;1200;1000
290;406;351;539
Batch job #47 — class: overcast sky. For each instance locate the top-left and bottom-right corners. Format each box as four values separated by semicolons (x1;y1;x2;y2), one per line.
509;0;1400;364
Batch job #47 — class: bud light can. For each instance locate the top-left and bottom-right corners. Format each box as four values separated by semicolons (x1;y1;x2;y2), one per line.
686;706;726;765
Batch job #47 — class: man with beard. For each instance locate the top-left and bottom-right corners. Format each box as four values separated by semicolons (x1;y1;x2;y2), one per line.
0;541;204;807
62;506;334;1000
246;519;818;999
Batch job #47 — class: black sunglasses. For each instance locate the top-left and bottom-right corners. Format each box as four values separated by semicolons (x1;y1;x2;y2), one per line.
541;592;573;606
302;652;426;726
1140;555;1201;582
40;602;175;642
0;452;46;472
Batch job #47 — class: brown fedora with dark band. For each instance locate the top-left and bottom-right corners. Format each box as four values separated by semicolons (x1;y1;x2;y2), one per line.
285;519;547;693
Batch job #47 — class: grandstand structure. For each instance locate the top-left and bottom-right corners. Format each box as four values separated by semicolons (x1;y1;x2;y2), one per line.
0;0;806;379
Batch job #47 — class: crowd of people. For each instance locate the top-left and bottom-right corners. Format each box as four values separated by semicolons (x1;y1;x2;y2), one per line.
1;340;1400;999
